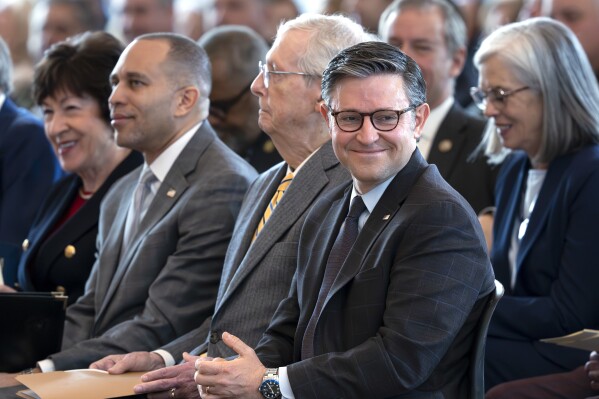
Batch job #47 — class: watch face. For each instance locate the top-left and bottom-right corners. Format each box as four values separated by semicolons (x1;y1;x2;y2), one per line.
259;379;281;399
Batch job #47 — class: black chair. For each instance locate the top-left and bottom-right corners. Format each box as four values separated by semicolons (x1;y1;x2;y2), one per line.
470;280;504;399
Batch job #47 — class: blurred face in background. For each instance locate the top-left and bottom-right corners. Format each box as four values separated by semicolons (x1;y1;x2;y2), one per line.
34;3;85;53
549;0;599;74
121;0;173;43
381;5;465;109
208;56;260;153
212;0;268;38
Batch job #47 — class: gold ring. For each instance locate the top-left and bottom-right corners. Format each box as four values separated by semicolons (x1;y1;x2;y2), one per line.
170;387;176;398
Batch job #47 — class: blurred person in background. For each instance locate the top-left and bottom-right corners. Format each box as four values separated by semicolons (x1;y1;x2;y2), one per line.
0;36;62;287
379;0;498;215
0;0;35;108
110;0;174;43
28;0;106;61
0;31;141;304
545;0;599;81
199;25;282;172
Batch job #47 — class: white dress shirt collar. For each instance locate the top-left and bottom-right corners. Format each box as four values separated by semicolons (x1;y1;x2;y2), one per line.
147;122;201;182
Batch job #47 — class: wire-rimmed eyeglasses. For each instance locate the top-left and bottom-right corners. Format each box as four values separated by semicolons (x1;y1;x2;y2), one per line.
329;106;418;133
258;61;315;88
470;86;530;110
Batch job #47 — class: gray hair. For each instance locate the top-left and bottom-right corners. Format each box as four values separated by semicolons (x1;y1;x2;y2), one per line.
274;13;377;81
474;17;599;164
378;0;467;56
137;33;211;116
0;36;12;94
322;41;426;114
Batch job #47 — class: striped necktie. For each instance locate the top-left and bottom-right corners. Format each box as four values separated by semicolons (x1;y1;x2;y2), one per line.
253;172;294;240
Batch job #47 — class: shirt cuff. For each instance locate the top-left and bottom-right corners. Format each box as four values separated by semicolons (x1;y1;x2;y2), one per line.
153;349;175;367
37;359;55;373
279;367;295;399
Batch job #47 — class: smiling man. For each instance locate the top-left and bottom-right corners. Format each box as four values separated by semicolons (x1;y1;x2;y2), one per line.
193;41;495;399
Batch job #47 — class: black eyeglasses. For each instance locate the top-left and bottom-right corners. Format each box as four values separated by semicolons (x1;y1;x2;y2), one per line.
470;86;530;110
209;82;252;120
330;105;418;133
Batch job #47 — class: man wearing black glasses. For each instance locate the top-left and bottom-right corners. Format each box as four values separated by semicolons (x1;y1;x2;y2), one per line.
200;25;282;173
194;41;495;399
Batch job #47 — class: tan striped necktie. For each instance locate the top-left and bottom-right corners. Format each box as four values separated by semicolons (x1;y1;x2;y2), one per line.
254;172;294;240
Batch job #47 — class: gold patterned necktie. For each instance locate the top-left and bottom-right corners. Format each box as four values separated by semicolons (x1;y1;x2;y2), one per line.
253;172;294;241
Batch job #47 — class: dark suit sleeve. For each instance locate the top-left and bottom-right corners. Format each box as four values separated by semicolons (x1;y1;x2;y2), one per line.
52;172;251;369
161;316;212;361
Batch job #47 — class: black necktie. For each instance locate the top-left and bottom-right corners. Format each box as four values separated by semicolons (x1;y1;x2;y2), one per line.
301;195;366;360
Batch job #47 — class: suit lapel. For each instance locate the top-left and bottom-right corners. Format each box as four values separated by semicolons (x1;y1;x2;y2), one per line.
427;104;468;178
215;165;286;306
99;127;213;313
324;150;429;312
217;142;341;311
516;156;569;270
95;170;138;318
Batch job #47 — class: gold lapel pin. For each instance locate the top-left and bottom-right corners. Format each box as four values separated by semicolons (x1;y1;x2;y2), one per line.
64;245;76;258
438;139;453;153
383;214;391;220
167;189;176;198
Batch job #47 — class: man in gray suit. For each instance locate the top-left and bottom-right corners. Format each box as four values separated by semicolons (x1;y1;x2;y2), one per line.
0;32;255;388
89;14;372;399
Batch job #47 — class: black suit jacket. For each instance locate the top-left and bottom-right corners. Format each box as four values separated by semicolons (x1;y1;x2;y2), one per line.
16;152;142;304
428;103;497;214
255;150;495;398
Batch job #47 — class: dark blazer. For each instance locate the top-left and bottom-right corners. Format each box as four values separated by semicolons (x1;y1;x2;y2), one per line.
0;98;63;284
255;150;495;399
486;146;599;384
244;132;283;173
428;102;497;214
49;123;257;370
162;141;350;360
15;152;142;304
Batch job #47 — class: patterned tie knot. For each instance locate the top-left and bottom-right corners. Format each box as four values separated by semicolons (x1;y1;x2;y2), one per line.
347;196;366;220
253;172;294;241
277;173;294;193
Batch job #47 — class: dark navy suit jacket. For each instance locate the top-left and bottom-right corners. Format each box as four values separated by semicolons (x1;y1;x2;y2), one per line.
0;98;63;284
487;146;599;381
